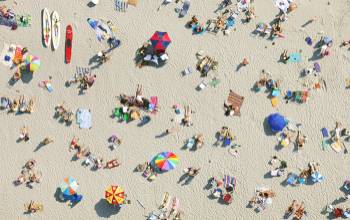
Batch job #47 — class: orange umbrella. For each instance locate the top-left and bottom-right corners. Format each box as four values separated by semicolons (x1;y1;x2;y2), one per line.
105;185;125;206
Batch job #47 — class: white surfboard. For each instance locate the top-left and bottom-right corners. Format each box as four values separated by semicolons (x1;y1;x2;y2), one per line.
51;11;60;50
42;8;51;48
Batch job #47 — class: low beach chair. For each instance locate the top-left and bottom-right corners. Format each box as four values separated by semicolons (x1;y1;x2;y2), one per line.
227;90;244;116
186;137;195;149
116;0;128;12
179;0;190;17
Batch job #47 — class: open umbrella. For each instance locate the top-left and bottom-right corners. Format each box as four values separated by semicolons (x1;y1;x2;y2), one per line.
24;55;40;73
311;172;324;183
105;185;125;206
267;113;287;133
152;151;179;172
149;31;171;53
60;177;79;196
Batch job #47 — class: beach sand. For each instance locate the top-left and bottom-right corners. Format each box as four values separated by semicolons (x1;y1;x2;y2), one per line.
1;0;350;219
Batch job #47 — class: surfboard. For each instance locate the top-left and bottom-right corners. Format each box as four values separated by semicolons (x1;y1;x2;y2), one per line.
51;11;60;50
65;25;73;64
42;8;51;48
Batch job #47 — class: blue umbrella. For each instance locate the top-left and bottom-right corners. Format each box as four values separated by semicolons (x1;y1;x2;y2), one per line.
323;36;332;45
267;113;287;133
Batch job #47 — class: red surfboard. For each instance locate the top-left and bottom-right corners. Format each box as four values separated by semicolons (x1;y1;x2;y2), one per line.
65;25;73;64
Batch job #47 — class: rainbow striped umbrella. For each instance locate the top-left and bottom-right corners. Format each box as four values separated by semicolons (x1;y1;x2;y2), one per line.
24;55;40;73
105;185;125;206
60;177;79;196
152;151;179;172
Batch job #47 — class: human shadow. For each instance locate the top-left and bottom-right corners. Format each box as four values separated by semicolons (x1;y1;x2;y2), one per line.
41;9;47;48
54;187;65;202
236;63;244;72
21;71;33;84
34;142;45;152
263;171;272;179
155;131;168;139
94;199;121;218
87;2;96;7
308;48;322;61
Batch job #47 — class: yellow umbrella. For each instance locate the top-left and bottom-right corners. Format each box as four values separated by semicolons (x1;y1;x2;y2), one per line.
105;185;125;205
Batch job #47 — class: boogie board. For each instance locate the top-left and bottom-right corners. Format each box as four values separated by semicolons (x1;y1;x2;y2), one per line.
65;25;73;64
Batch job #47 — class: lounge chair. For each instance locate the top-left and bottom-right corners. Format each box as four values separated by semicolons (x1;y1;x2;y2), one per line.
226;90;244;116
159;192;170;209
179;0;190;17
186;137;195;149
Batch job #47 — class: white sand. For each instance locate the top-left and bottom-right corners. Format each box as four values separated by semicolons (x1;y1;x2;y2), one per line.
1;0;350;219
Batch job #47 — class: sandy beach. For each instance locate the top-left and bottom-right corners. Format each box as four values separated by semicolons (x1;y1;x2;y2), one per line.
1;0;350;219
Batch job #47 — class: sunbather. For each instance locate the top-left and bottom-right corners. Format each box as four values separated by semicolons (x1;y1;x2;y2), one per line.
24;200;43;214
194;134;204;148
281;50;290;63
105;159;121;169
24;159;36;170
26;98;34;113
9;98;18;112
42;137;53;145
296;130;307;149
182;105;192;126
187;15;199;27
294;202;305;219
19;126;29;142
135;84;144;106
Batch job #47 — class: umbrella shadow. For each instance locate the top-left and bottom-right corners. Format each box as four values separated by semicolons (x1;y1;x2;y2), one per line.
263;117;275;136
20;71;33;84
155;131;168;139
87;2;96;7
54;187;66;203
41;9;47;48
94;199;121;218
263;171;273;179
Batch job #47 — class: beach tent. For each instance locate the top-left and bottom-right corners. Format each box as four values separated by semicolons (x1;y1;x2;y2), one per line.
105;185;125;206
267;113;287;133
149;31;171;53
151;151;179;172
60;177;79;196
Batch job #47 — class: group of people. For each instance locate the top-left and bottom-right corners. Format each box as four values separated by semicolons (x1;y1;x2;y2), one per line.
248;187;275;211
15;159;42;188
66;72;97;93
54;102;74;124
207;176;236;204
147;192;183;220
69;136;121;170
135;42;169;68
0;95;34;113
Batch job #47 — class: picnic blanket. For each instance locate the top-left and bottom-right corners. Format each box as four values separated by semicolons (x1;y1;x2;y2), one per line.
76;109;92;129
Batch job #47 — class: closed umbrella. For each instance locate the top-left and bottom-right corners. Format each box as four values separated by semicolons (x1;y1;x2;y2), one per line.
267;113;287;133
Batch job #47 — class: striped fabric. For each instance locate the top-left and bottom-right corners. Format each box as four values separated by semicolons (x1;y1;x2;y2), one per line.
227;90;244;116
116;0;129;12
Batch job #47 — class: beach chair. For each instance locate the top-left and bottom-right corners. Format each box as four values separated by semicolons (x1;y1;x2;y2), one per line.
183;66;193;76
197;81;207;90
227;90;244;116
186;137;195;149
149;96;158;113
115;0;128;12
179;0;190;17
223;175;236;190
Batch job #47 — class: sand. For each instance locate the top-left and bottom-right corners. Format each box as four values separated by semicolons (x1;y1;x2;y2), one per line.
1;0;350;219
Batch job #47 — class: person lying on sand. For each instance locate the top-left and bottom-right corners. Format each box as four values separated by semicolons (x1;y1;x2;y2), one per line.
194;134;204;149
24;200;43;214
135;84;144;106
186;167;201;177
182;105;193;126
296;130;307;149
24;159;36;170
42;137;53;146
9;98;19;112
281;50;290;63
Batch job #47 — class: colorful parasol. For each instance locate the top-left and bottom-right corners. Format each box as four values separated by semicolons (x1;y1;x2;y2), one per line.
105;185;125;205
152;151;179;172
149;31;171;53
60;177;79;196
24;55;40;72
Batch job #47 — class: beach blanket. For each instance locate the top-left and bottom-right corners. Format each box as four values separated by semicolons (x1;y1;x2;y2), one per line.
76;109;92;129
288;53;301;63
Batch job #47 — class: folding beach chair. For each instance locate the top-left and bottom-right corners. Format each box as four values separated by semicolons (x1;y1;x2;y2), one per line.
116;0;128;12
227;90;244;116
149;96;158;113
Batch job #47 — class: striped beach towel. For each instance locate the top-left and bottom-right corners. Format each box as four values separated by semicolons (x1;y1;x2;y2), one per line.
115;0;128;12
223;175;236;190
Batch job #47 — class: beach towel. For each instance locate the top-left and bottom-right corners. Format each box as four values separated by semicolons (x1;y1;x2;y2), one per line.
76;109;92;129
16;15;31;27
288;53;301;63
223;175;236;190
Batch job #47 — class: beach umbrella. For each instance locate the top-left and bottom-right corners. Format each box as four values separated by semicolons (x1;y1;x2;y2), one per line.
311;172;324;183
24;55;40;73
267;113;287;133
323;36;332;45
60;177;79;196
152;151;179;172
105;185;125;206
149;31;171;53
